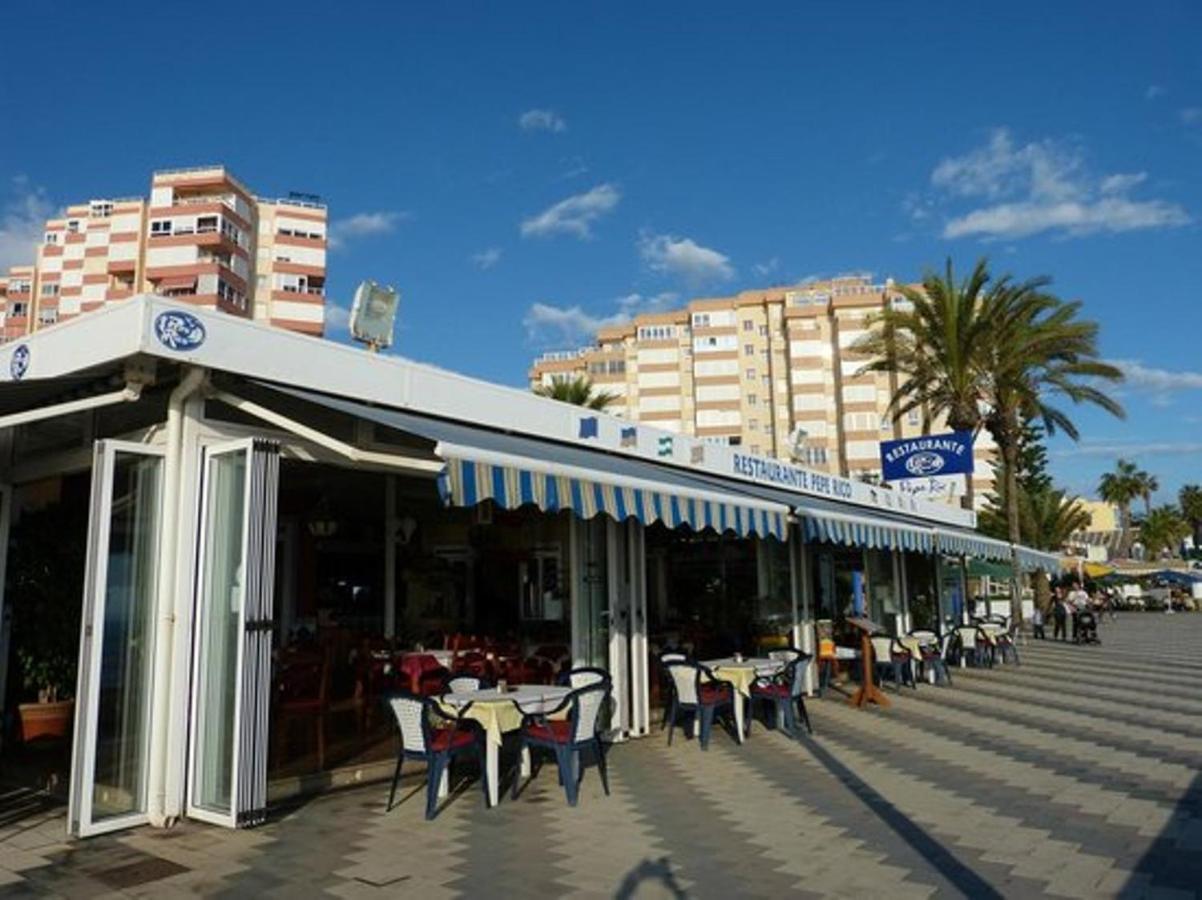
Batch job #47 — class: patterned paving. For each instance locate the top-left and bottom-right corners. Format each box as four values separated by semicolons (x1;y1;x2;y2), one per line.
3;614;1202;898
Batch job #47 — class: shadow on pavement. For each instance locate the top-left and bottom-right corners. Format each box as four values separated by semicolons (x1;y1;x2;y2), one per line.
1121;769;1202;896
803;735;1004;899
614;856;687;899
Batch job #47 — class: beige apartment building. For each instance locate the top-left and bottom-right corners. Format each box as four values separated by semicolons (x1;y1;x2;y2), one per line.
0;166;327;343
529;275;997;506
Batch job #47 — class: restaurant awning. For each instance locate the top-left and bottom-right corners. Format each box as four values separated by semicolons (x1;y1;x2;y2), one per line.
248;383;790;540
934;528;1012;561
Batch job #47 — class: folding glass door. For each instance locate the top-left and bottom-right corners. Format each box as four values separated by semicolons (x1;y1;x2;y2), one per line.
69;442;164;837
187;439;279;828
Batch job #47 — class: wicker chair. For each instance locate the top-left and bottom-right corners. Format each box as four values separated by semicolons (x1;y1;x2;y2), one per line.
511;680;612;806
385;692;487;820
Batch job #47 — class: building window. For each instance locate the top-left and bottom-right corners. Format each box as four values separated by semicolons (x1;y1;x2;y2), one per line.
728;436;742;446
38;308;58;325
44;232;58;245
907;409;921;426
761;375;770;387
150;220;172;236
89;201;112;218
746;368;755;380
758;324;768;337
197;216;219;234
748;394;757;406
66;220;80;233
40;283;60;297
744;344;754;356
742;320;753;331
692;313;711;328
748;418;759;430
750;444;761;454
11;302;29;317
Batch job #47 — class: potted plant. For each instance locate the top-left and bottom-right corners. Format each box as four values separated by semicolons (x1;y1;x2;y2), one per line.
6;501;85;743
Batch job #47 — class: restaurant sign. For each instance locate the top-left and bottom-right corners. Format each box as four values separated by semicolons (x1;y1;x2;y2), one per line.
880;431;974;482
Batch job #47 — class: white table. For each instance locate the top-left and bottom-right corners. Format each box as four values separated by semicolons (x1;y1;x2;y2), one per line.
701;657;784;742
440;685;571;807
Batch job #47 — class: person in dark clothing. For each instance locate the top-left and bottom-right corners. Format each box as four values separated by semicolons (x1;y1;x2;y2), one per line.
1052;587;1069;642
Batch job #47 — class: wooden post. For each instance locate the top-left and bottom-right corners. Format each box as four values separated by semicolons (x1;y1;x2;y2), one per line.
847;617;891;709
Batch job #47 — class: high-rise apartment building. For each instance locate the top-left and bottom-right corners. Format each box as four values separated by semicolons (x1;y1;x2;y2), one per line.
0;166;327;342
529;275;997;506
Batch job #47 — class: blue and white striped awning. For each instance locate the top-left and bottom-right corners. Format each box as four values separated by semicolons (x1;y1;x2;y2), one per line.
800;509;934;553
436;443;789;540
935;529;1013;561
1015;545;1061;572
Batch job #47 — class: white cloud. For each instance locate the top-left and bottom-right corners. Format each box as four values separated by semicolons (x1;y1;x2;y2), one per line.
753;257;780;278
520;184;620;239
471;247;502;270
1111;359;1202;392
1053;441;1202;459
519;109;567;133
0;177;54;270
639;232;734;284
524;291;680;347
328;211;408;249
1181;107;1202;125
1146;85;1166;100
325;304;351;331
523;302;628;345
930;128;1190;240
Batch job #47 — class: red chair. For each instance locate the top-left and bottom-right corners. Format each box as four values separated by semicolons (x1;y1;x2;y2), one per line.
396;653;450;696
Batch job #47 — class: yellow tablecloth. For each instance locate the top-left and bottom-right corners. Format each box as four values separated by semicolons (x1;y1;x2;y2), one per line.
710;665;759;698
442;698;524;747
898;636;924;657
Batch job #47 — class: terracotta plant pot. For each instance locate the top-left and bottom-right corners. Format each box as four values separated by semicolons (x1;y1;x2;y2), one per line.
18;699;75;743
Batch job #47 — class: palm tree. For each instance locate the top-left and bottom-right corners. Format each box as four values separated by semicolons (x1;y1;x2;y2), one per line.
1180;484;1202;548
533;375;620;411
1021;488;1093;551
1138;505;1190;559
854;258;998;509
1132;468;1159;517
980;285;1125;624
1099;459;1142;558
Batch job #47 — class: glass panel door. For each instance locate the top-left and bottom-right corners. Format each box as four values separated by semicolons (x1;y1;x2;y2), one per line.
188;443;248;826
69;441;164;837
187;439;279;829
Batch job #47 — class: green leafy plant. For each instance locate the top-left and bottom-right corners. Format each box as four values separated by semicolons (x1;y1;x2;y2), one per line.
7;501;87;703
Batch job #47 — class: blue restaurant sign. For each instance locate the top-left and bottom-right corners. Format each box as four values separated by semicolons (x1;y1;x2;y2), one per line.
880;431;974;481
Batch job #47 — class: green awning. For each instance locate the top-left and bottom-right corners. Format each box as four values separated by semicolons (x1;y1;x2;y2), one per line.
967;559;1015;579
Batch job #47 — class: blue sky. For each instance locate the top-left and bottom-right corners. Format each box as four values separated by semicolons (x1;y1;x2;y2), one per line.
2;1;1200;501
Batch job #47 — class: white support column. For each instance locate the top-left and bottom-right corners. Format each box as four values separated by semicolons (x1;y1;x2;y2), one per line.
628;521;650;738
384;475;397;640
795;529;817;694
568;517;585;667
162;389;206;822
894;549;910;635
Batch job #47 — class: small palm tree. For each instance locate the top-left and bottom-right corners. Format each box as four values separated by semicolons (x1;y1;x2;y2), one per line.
1099;459;1142;557
854;258;997;508
1180;484;1202;548
979;484;1091;551
533;375;620;411
1138;505;1190;559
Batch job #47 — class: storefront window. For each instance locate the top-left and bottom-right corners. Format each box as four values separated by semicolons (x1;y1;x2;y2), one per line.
904;552;938;632
865;548;901;634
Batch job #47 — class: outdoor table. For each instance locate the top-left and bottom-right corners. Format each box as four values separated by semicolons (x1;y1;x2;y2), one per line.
897;636;934;684
702;657;784;742
439;684;571;807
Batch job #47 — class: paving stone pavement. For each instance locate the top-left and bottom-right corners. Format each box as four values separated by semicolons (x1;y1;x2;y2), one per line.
3;613;1201;898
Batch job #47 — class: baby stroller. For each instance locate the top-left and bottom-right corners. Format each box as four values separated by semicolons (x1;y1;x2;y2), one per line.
1075;610;1100;644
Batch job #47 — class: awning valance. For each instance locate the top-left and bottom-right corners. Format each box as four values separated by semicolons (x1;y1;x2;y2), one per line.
1015;545;1062;572
251;383;789;540
799;507;934;553
935;528;1012;561
437;445;787;539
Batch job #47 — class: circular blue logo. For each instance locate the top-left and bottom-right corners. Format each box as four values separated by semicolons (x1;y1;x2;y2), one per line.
153;310;207;352
9;344;30;381
905;451;946;476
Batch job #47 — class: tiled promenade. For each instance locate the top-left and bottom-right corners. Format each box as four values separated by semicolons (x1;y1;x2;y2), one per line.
2;614;1200;898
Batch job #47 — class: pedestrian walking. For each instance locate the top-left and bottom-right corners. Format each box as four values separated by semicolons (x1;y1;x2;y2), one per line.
1052;587;1068;642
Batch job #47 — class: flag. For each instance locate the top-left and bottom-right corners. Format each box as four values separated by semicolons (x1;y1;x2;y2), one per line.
620;426;637;448
690;444;705;464
578;417;598;439
657;436;673;457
